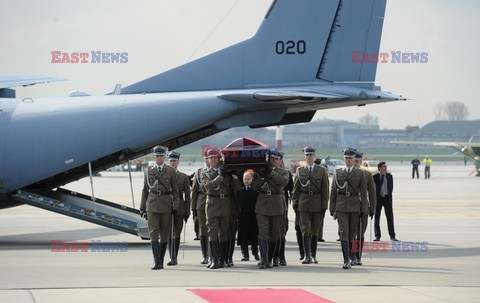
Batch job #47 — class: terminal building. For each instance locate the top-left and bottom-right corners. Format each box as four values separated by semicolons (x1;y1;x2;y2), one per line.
195;119;480;149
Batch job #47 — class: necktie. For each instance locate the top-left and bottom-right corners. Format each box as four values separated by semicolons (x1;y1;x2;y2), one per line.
309;167;312;173
381;174;385;186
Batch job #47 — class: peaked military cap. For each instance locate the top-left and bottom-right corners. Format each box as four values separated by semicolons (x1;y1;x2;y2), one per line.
354;151;364;159
343;147;357;157
168;151;181;160
303;146;316;155
269;148;282;159
153;145;168;156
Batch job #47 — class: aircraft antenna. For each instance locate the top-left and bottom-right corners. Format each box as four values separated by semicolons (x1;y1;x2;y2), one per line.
186;0;241;62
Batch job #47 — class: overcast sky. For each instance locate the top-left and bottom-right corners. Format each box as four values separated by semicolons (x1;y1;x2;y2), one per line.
1;0;479;129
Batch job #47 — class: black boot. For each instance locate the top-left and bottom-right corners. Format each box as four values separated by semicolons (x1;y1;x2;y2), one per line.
272;240;280;267
258;240;268;269
279;239;287;266
341;240;351;269
167;238;177;266
209;241;219;269
174;238;180;264
302;236;311;264
194;220;200;240
218;241;227;268
252;245;260;261
158;242;167;269
241;245;249;261
200;236;209;264
227;239;235;267
224;240;231;267
311;236;318;264
267;242;275;268
357;240;364;266
296;225;304;260
349;240;357;266
150;241;161;270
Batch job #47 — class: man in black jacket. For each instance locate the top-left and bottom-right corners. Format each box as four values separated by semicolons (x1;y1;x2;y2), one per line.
411;157;420;179
373;162;398;241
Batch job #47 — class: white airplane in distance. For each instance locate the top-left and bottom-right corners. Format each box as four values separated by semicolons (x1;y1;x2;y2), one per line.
391;140;480;176
1;0;405;238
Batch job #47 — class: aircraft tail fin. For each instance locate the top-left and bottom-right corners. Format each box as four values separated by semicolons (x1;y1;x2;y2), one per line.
121;0;387;94
317;0;387;83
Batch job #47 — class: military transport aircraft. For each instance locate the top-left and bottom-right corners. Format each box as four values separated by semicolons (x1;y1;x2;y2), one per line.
391;140;480;177
0;0;404;238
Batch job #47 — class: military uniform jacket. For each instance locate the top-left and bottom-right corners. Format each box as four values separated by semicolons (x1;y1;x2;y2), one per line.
292;165;329;212
140;165;179;213
362;169;377;216
329;167;367;213
200;168;242;217
191;167;208;211
176;170;191;216
251;167;290;216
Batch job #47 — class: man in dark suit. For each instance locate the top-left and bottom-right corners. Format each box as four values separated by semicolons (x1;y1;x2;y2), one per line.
373;161;398;241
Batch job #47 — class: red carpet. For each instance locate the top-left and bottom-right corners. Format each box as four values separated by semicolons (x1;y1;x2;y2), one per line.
189;288;334;303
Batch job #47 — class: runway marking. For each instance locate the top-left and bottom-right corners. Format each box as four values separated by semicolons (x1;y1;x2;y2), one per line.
189;288;334;303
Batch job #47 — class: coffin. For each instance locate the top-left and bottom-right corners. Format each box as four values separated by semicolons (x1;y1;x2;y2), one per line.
221;137;269;171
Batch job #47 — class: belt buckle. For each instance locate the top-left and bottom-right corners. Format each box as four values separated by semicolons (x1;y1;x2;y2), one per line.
308;191;313;196
346;192;351;197
267;190;272;196
220;194;225;199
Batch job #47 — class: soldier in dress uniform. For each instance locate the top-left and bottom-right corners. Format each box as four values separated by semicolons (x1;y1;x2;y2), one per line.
352;151;376;266
314;157;327;242
140;145;179;270
200;149;242;269
251;148;290;269
166;151;191;266
329;148;367;269
191;150;210;264
274;153;292;267
292;146;329;264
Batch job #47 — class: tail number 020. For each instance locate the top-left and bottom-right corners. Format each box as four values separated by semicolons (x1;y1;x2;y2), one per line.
275;40;306;55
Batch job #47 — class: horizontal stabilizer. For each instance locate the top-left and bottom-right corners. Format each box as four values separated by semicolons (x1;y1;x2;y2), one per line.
219;90;348;102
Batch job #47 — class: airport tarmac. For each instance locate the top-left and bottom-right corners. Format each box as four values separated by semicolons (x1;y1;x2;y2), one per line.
1;164;479;302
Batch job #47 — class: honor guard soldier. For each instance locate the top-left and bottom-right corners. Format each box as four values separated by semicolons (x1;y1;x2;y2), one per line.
275;152;292;267
191;150;210;264
329;148;367;269
200;149;242;269
352;151;376;265
251;148;290;269
292;146;329;264
166;151;191;266
140;145;179;270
